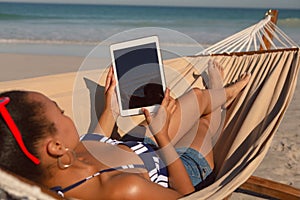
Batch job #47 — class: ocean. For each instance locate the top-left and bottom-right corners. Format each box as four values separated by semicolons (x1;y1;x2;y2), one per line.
0;2;299;56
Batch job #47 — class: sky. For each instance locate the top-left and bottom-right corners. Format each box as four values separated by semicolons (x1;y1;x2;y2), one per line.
1;0;300;9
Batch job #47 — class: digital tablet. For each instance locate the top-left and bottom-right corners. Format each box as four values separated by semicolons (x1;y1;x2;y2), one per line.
110;36;166;116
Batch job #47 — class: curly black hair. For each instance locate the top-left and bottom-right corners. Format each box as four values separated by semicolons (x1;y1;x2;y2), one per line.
0;90;56;184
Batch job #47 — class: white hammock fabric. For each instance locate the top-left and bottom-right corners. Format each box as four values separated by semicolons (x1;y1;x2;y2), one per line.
0;169;56;200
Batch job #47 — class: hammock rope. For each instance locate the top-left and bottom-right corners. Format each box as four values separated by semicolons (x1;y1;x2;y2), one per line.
198;14;299;55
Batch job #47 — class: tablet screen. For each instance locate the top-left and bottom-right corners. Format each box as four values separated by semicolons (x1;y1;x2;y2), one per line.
114;42;164;111
110;36;167;116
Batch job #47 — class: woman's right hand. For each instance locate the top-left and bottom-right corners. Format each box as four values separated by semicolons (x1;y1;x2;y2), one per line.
142;88;176;140
142;89;195;195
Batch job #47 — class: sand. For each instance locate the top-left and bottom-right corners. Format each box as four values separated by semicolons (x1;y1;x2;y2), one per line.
0;53;84;81
0;52;299;199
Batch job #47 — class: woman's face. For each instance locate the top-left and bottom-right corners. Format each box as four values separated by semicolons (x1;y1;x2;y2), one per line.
29;92;80;150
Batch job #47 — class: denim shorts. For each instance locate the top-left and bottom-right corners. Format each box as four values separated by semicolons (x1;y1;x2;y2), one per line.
143;137;212;187
176;147;212;186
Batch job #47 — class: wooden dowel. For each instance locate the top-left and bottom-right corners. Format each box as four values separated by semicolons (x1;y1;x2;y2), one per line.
239;175;300;200
260;9;279;50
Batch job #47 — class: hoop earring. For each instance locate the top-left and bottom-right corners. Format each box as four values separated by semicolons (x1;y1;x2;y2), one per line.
57;148;76;169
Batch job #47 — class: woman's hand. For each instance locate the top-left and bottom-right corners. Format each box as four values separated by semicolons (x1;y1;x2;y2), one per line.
94;66;119;136
142;89;195;195
142;88;176;140
104;66;119;117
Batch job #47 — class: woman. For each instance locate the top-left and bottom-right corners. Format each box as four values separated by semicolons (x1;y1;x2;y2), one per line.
0;63;250;200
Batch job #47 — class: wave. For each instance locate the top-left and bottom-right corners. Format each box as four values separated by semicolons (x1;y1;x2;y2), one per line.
278;18;300;28
0;13;30;20
0;13;55;21
0;12;64;21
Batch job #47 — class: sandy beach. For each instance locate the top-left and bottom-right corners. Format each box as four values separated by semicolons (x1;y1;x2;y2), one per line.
0;53;84;81
0;51;299;199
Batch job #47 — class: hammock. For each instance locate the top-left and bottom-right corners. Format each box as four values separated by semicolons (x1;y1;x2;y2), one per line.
164;48;299;200
0;10;299;200
165;10;300;200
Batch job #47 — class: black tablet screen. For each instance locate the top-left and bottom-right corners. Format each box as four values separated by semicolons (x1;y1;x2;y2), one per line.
114;42;164;110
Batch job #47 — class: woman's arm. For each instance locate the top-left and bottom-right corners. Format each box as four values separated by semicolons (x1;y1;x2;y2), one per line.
94;67;119;137
142;89;195;196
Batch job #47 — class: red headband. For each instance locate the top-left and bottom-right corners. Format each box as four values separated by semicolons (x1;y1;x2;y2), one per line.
0;97;40;165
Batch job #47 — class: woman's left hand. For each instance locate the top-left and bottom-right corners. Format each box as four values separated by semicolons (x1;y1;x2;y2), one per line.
104;66;119;117
95;66;119;136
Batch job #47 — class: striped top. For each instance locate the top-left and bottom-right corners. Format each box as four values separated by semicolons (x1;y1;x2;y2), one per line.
80;133;169;188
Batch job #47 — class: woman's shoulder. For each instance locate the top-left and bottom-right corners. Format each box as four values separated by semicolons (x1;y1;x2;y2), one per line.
102;173;180;200
101;173;149;199
103;173;179;199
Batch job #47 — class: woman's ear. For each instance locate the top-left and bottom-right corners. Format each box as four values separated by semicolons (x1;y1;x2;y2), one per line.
46;139;66;157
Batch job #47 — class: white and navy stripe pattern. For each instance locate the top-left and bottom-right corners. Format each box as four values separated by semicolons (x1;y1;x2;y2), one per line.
80;133;169;188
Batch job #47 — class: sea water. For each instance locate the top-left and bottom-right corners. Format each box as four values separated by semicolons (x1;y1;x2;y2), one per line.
0;2;299;56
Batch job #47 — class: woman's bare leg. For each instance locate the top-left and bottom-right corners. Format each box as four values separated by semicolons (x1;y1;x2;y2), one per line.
172;61;226;161
167;71;250;144
175;113;215;169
